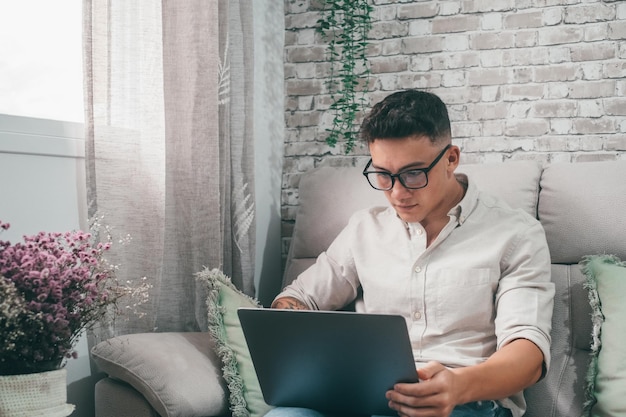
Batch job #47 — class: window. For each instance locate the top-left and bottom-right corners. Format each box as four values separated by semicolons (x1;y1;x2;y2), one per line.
0;1;83;123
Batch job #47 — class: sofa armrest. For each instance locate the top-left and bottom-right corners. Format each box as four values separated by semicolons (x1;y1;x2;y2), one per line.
91;332;228;417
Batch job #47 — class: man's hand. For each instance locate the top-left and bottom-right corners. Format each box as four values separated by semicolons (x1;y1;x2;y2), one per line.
386;339;544;417
386;361;458;417
271;296;309;310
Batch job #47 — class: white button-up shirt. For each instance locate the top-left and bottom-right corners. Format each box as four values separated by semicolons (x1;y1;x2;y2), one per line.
277;174;555;416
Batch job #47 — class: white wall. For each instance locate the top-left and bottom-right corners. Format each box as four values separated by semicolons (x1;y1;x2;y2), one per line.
0;114;93;416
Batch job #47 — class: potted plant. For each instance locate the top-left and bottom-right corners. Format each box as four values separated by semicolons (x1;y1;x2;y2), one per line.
0;218;150;415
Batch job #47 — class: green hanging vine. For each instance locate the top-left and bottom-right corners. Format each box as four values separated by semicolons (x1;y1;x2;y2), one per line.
317;0;373;154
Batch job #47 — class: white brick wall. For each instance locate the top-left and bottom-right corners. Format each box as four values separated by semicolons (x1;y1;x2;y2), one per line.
282;0;626;261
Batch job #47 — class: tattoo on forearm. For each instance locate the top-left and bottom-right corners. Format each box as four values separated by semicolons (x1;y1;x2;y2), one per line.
271;297;308;310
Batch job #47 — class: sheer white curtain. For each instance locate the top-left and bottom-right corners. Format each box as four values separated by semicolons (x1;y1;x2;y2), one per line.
83;0;256;338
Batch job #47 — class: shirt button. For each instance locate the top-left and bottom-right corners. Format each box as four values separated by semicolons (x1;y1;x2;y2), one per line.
413;311;422;320
416;229;423;235
414;266;421;273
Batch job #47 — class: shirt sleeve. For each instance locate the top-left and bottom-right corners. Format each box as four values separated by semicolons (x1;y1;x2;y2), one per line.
276;214;363;311
494;219;555;373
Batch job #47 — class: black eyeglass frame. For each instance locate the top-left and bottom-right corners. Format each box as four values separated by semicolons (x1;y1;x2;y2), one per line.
362;144;452;191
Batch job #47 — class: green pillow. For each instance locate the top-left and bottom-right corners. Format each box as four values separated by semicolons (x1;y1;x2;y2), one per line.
196;268;273;417
582;254;626;417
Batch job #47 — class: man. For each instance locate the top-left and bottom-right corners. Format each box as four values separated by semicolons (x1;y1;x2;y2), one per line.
268;89;554;417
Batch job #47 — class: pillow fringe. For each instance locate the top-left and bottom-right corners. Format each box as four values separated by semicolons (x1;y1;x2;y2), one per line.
580;254;625;415
196;267;261;417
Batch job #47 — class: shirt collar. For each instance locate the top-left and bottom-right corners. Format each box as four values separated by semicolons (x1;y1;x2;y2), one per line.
448;173;479;225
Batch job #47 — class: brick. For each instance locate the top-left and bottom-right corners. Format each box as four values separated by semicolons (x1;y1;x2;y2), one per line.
508;102;532;118
440;1;461;16
538;26;584;46
479;50;502;67
285;11;321;30
432;52;480;69
409;55;433;72
550;119;573;135
432;15;481;34
397;3;438;19
402;36;444;54
285;111;321;128
503;10;543;29
452;122;482;138
515;30;537;47
481;86;501;102
581;63;604;81
572;153;620;163
542;8;563;26
470;32;515;50
468;102;509;120
285;0;308;14
585;23;609;42
285;79;323;96
380;39;403;56
505;119;550;136
570;43;616;62
608;21;626;40
503;84;545;101
578;100;603;118
502;48;550;66
374;5;398;21
431;87;482;105
534;136;573;152
297;28;317;45
548;47;571;64
370;21;409;40
514;68;533;84
572;118;616;134
604;61;626;78
461;0;515;13
295;63;316;79
564;5;615;24
569;80;616;99
369;56;409;74
297;96;315;111
533;64;580;82
532;100;578;117
482;13;503;30
408;20;432;36
545;83;570;99
482;120;505;136
397;72;443;89
468;68;512;86
284;30;297;46
605;135;626;151
444;34;469;51
287;45;326;63
442;71;466;87
605;98;626;115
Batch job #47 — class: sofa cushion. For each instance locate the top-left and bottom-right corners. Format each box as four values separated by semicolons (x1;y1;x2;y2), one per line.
456;161;542;218
196;267;273;417
523;264;589;417
539;161;626;264
91;332;228;417
581;254;626;417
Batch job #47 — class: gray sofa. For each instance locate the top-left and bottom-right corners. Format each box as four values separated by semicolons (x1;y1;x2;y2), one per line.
92;159;626;417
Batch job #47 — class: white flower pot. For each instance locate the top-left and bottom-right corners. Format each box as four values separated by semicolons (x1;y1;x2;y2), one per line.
0;368;75;417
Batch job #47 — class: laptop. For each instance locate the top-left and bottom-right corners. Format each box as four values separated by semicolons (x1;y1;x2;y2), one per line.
237;308;418;416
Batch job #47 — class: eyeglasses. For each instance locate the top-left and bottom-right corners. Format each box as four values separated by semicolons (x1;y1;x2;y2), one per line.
362;144;451;191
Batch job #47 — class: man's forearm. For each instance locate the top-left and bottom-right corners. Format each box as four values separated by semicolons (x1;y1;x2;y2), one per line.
271;296;309;310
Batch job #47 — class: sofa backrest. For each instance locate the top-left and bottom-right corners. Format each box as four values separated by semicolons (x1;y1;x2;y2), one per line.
283;161;544;288
282;160;626;417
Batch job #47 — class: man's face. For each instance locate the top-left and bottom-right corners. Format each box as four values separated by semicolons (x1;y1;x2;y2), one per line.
368;136;455;224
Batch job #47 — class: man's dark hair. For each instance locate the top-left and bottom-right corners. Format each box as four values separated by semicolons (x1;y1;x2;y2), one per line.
360;89;451;144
